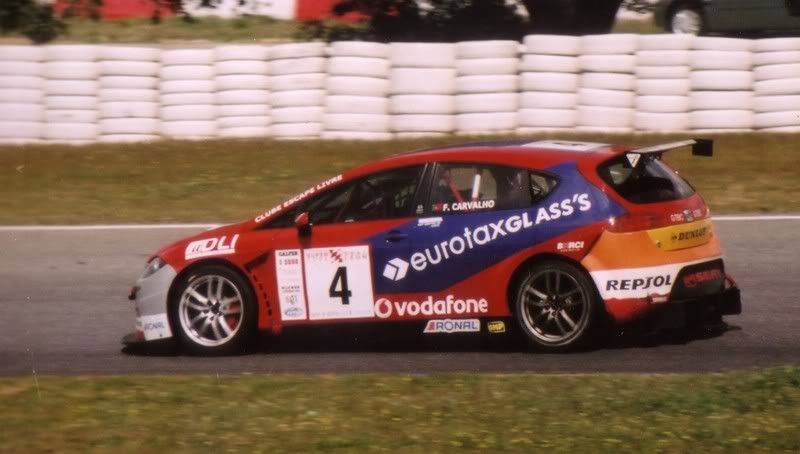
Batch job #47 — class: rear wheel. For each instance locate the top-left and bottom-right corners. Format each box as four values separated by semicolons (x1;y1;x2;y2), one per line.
171;265;256;355
668;4;704;35
514;261;602;351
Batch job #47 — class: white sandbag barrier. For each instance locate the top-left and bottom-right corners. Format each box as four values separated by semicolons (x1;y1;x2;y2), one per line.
389;43;456;136
214;45;271;138
752;38;800;131
577;34;637;133
0;45;45;143
634;34;692;132
41;45;100;143
688;37;754;132
519;35;580;131
269;42;326;140
455;40;518;134
7;36;800;144
323;41;392;140
158;48;217;139
98;46;161;142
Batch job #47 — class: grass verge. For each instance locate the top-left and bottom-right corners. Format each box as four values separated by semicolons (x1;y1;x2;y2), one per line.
1;133;798;224
0;18;654;44
1;367;799;452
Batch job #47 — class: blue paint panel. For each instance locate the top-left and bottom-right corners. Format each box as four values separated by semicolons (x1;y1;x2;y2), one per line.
369;162;626;293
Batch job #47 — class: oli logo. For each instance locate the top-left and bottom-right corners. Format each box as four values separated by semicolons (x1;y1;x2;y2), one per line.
185;234;239;260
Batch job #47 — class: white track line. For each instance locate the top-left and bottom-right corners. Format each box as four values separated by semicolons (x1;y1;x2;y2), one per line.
0;215;799;231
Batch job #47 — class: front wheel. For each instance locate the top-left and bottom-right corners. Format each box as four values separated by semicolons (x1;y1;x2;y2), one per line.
514;261;602;351
170;265;256;356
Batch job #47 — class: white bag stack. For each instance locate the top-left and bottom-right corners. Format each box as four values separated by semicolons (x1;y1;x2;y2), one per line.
752;38;800;132
214;45;270;138
518;35;580;133
454;40;519;135
577;34;638;133
689;37;754;132
43;45;99;143
269;42;326;140
98;46;161;143
323;41;392;140
0;46;44;143
634;34;692;132
389;43;456;138
159;48;217;139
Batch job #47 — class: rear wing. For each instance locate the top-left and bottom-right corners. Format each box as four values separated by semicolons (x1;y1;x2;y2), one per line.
624;139;713;168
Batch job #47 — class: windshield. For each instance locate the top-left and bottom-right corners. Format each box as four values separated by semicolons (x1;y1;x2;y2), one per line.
598;156;695;204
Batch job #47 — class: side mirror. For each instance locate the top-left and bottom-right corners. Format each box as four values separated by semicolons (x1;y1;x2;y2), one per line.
294;212;311;237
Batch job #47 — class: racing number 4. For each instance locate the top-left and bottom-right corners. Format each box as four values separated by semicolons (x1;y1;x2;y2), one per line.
329;266;352;305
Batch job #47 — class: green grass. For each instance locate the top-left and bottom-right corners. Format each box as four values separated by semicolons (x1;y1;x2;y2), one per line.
1;133;798;224
1;367;799;452
0;17;658;44
0;16;312;44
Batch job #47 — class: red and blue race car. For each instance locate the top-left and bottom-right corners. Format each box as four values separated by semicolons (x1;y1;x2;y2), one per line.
126;138;741;354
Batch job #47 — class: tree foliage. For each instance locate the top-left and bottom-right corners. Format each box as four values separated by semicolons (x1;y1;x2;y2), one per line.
0;0;66;43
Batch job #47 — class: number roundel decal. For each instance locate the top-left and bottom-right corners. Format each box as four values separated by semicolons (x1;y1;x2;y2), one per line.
276;246;375;321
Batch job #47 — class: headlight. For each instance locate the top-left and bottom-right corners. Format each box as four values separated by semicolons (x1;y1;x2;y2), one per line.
141;257;165;279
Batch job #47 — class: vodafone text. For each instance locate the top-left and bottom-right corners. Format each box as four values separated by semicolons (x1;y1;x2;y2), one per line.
374;295;489;319
409;193;592;273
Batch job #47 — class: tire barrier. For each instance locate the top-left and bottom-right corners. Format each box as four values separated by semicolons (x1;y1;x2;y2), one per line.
455;40;519;134
519;35;579;131
389;43;456;136
752;38;800;131
214;45;271;138
578;34;637;132
324;41;391;140
635;34;691;132
269;42;325;140
98;45;160;142
5;36;800;144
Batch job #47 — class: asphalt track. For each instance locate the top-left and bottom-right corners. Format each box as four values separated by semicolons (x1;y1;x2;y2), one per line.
0;218;798;376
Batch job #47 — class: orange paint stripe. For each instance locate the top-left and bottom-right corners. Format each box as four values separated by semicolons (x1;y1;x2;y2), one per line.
582;228;723;271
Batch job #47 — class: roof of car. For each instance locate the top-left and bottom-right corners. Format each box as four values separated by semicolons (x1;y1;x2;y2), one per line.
351;139;623;175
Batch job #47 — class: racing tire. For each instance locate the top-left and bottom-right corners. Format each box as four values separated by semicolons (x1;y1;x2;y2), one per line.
753;51;800;67
635;50;690;67
667;5;705;35
753;38;800;53
170;264;257;356
513;260;602;351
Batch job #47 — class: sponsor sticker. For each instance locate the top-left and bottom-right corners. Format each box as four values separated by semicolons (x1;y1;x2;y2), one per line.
557;240;585;252
417;217;443;228
423;319;480;334
434;200;496;213
137;313;171;340
185;234;238;260
487;321;506;334
255;175;343;222
374;295;488;320
275;249;307;321
647;219;712;251
682;268;723;288
386;193;592;280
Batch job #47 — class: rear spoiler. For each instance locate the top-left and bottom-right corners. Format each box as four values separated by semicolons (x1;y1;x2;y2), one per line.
624;139;713;168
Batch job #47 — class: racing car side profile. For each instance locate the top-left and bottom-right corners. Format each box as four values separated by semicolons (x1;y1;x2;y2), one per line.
126;138;741;355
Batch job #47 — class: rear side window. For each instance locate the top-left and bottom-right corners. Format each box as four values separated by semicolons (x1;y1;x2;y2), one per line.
430;163;557;214
598;157;695;204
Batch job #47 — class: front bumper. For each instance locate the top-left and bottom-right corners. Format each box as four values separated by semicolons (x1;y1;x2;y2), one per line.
127;263;177;342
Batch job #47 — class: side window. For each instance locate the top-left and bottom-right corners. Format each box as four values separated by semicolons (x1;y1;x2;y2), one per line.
338;165;425;223
430;163;546;213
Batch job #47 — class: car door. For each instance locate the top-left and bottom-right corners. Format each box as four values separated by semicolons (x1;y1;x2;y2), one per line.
372;162;545;310
259;164;428;324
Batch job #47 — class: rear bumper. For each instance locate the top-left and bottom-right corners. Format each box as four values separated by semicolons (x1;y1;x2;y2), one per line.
616;284;741;331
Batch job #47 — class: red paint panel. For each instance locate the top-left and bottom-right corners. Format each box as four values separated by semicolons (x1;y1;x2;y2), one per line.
54;0;174;20
295;0;364;21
